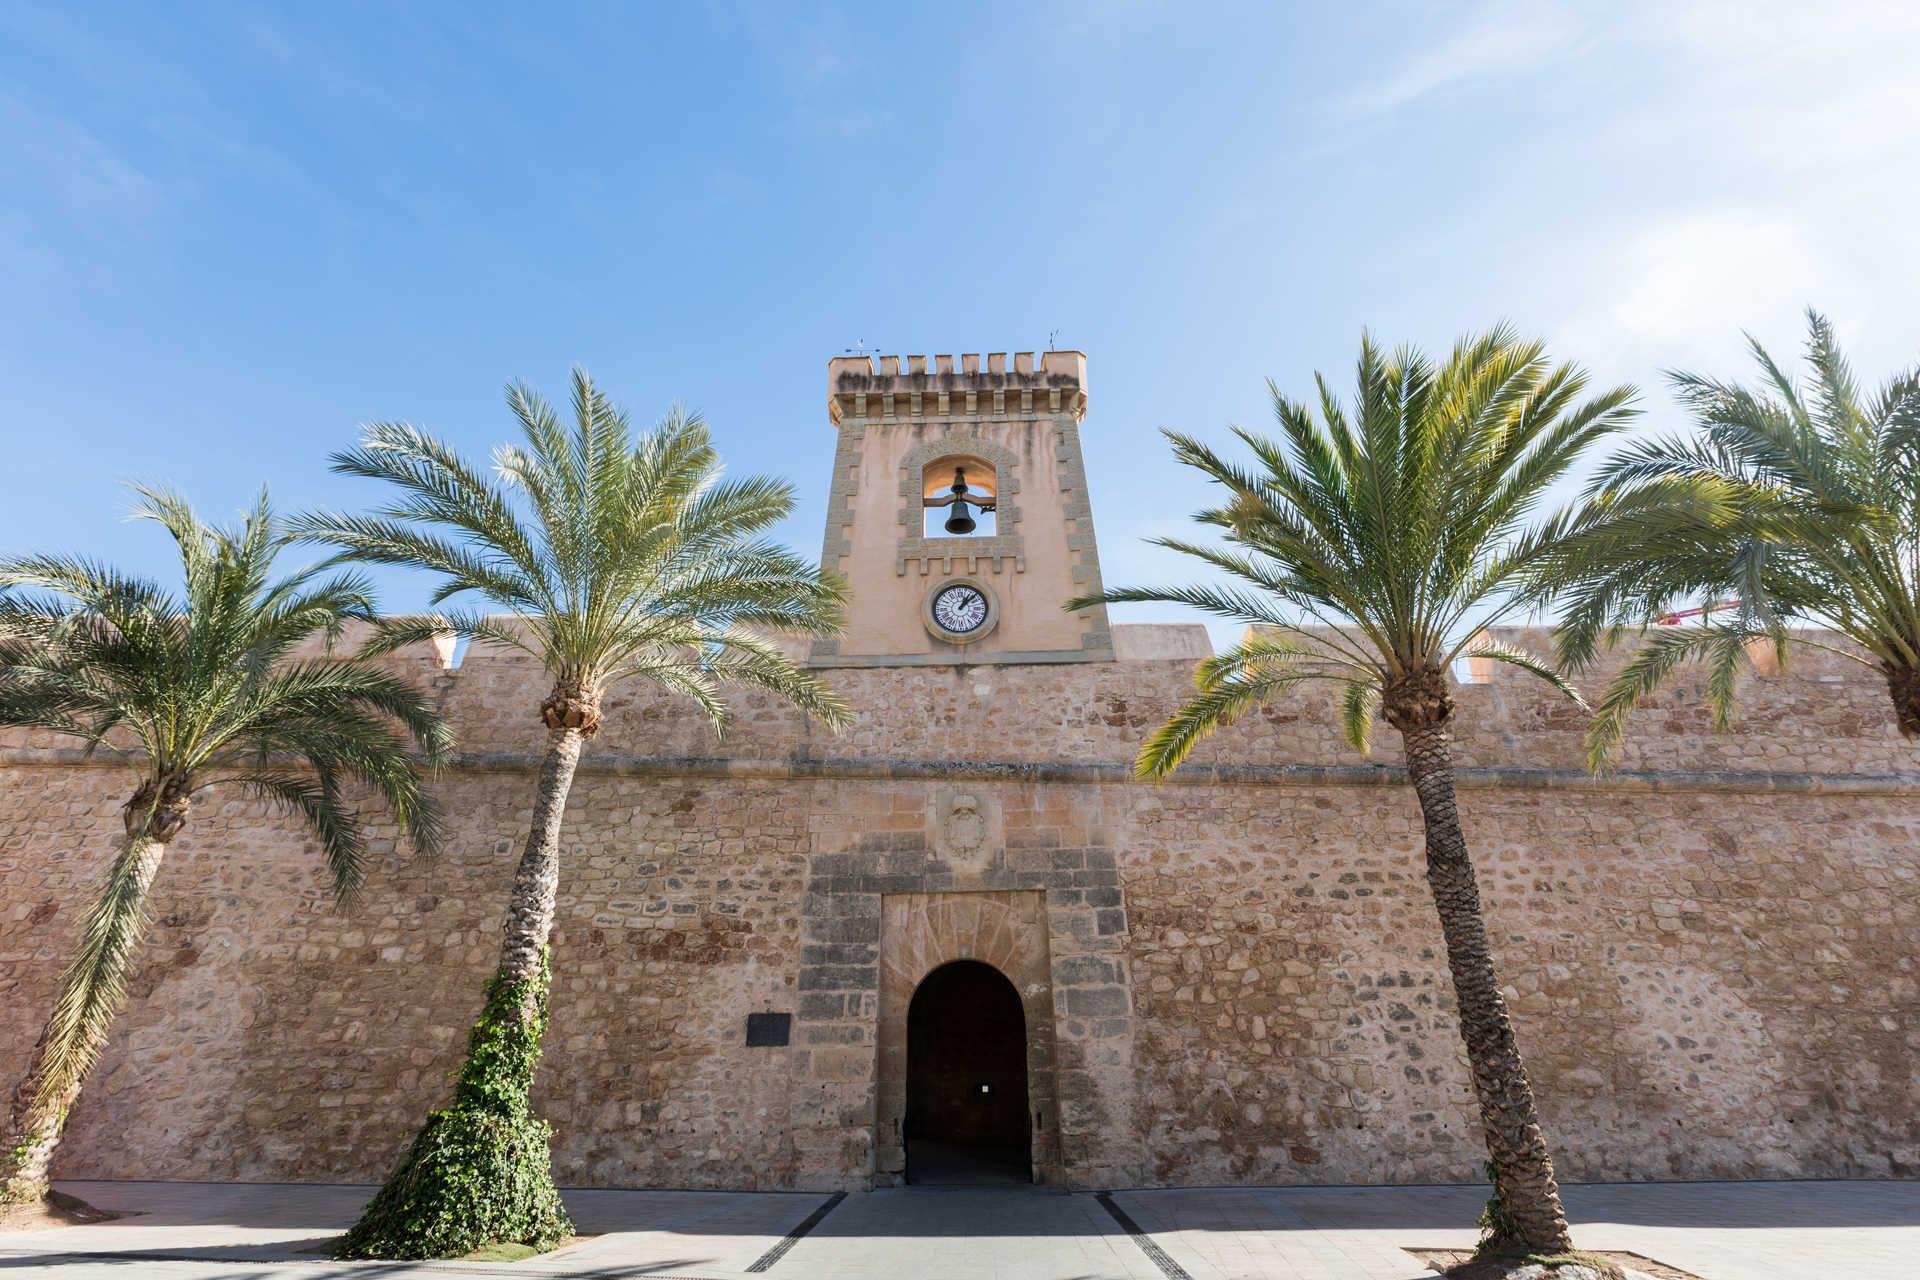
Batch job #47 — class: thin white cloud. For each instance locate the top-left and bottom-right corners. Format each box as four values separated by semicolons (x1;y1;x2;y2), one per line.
0;94;162;216
0;92;164;262
1334;1;1586;117
1618;0;1920;176
1559;208;1833;379
1538;1;1920;388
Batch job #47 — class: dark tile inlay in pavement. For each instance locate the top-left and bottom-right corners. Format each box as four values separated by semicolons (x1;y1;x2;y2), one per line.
745;1191;847;1273
1098;1191;1195;1280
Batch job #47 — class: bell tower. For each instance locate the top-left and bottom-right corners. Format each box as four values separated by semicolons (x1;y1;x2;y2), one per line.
810;350;1115;666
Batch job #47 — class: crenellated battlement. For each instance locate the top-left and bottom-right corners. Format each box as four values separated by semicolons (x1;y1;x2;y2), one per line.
827;350;1088;425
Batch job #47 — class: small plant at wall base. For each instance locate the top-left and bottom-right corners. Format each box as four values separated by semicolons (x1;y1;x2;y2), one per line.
0;488;445;1205
1073;328;1643;1253
1478;1160;1523;1250
333;953;569;1259
294;368;850;1257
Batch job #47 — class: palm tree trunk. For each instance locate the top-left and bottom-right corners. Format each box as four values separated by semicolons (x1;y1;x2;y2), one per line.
1885;661;1920;738
1399;717;1573;1254
491;725;584;1026
1;833;168;1204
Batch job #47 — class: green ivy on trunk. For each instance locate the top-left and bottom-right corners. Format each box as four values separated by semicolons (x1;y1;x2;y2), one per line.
333;953;571;1260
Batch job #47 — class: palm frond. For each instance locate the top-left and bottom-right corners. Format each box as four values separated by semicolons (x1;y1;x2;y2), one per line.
29;836;162;1111
223;771;369;901
1137;665;1311;781
1459;638;1589;710
1339;678;1382;754
1585;625;1737;772
619;629;853;734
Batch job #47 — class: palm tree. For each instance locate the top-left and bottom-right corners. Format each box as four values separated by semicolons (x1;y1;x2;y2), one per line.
0;488;446;1205
1071;330;1638;1254
293;368;849;1260
1554;310;1920;765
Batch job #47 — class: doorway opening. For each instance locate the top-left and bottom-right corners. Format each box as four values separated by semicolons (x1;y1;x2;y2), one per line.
905;959;1032;1185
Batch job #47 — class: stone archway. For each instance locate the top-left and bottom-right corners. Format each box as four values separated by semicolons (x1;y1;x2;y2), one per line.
905;960;1031;1184
875;891;1062;1185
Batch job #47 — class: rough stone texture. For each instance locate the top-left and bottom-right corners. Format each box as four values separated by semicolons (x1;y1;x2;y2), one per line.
1;619;1915;1194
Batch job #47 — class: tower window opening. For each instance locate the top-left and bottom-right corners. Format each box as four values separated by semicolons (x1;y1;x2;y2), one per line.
923;457;998;537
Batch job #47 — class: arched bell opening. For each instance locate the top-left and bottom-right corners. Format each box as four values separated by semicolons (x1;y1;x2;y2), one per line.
904;959;1032;1185
922;455;998;537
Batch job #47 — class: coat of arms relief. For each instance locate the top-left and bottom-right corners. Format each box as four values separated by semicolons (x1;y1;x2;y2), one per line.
928;787;1001;874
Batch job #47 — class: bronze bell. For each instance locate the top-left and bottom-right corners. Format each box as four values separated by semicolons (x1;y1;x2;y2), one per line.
942;468;977;535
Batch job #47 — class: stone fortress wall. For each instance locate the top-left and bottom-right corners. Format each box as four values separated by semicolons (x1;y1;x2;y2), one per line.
2;623;1915;1192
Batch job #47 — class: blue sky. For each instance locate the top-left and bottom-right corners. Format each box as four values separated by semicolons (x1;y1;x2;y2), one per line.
5;1;1919;633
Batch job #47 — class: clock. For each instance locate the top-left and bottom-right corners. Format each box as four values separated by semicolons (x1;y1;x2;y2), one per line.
931;583;989;634
925;579;997;642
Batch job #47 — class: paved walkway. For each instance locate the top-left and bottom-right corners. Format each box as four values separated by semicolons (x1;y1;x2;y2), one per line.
0;1178;1911;1279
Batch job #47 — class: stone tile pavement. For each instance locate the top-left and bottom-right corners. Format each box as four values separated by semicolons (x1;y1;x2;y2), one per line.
0;1178;1910;1279
1109;1180;1920;1279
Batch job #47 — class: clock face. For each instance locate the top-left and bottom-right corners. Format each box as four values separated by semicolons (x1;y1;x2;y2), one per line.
931;583;990;635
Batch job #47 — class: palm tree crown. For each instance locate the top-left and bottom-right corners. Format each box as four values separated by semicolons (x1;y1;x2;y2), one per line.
0;486;448;892
1077;328;1637;773
292;368;849;733
0;487;446;1199
1554;309;1920;763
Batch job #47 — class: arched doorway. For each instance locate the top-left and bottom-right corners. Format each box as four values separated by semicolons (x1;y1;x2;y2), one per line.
905;960;1031;1185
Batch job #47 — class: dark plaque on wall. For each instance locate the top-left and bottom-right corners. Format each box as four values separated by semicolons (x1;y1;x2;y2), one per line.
744;1012;792;1047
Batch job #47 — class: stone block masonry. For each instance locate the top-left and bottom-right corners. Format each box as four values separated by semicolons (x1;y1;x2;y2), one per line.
1;625;1916;1191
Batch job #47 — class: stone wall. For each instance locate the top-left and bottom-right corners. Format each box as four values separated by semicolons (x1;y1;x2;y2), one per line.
1;626;1915;1191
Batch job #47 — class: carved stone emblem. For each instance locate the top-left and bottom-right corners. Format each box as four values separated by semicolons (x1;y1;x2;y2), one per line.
928;787;1001;873
946;793;986;854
